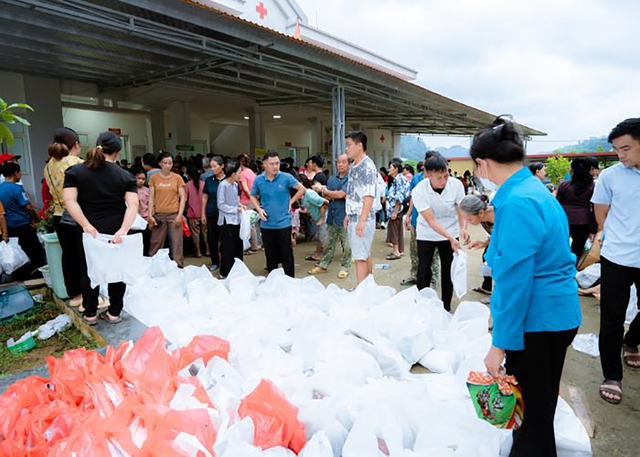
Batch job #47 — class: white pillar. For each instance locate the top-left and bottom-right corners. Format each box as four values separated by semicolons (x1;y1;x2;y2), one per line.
23;75;63;206
169;100;191;153
149;107;165;153
383;149;390;169
249;107;265;158
393;133;402;158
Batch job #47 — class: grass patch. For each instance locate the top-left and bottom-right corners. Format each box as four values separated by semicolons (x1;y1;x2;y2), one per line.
0;300;98;377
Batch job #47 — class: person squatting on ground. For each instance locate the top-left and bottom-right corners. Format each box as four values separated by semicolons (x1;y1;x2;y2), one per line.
344;131;378;285
459;194;494;303
202;156;225;271
472;116;581;457
250;151;306;278
401;151;440;288
185;165;209;258
217;159;245;278
385;158;410;261
592;118;640;405
147;151;186;267
411;153;468;311
556;157;597;265
309;153;352;279
63;131;139;325
44;127;84;302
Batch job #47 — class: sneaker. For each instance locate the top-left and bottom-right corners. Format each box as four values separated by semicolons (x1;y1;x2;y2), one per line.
400;277;417;286
209;264;219;272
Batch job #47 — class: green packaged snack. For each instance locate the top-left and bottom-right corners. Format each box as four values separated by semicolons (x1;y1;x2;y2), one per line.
467;371;524;429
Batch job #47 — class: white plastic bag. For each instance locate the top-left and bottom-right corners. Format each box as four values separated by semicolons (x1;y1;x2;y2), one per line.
82;233;144;288
451;250;468;299
571;333;599;358
575;263;600;289
480;262;492;278
626;285;638;325
131;213;148;231
240;210;257;251
0;238;30;274
299;431;333;457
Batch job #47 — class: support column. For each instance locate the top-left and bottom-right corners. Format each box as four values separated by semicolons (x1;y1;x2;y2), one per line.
23;75;63;207
393;133;402;158
149;107;165;153
248;107;265;158
169;100;191;153
308;117;324;155
383;149;390;169
332;86;345;175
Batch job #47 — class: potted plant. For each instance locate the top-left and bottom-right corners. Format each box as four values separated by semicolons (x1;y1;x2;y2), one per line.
0;98;34;151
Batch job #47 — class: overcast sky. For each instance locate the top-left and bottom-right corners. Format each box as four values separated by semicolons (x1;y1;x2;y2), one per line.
296;0;640;153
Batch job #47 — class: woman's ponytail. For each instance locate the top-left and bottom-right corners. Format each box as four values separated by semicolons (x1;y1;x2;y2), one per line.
85;145;106;169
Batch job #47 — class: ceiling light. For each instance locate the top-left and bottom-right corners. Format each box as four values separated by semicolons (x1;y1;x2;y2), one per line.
273;115;282;119
244;116;250;120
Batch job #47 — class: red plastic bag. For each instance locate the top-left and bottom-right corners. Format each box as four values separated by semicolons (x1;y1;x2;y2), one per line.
182;217;191;237
238;379;307;453
174;334;231;369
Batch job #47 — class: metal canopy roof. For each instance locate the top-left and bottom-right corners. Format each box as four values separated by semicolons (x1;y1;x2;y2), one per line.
0;0;545;137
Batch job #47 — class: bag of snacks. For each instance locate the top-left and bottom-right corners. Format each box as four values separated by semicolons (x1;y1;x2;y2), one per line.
467;371;524;429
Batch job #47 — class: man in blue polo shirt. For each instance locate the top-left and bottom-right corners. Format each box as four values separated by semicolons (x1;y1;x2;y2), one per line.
592;118;640;405
250;151;305;277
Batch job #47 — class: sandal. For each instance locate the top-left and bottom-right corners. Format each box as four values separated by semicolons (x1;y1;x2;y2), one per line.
83;315;98;326
385;253;401;261
98;311;122;324
308;266;327;275
480;297;491;305
337;270;349;279
305;255;320;261
472;287;492;295
599;380;622;404
623;344;640;368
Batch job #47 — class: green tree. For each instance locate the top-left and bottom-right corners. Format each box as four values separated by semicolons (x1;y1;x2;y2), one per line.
0;98;33;147
545;155;571;185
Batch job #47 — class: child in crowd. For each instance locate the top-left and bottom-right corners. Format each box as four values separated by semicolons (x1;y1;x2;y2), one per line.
291;202;300;247
136;172;151;256
300;176;329;261
185;166;209;258
217;159;245;278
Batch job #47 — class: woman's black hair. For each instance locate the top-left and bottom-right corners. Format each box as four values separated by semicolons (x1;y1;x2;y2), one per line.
528;162;545;176
187;165;200;188
223;158;240;178
389;158;403;171
48;127;79;161
424;153;449;172
85;131;121;169
569;157;593;195
158;151;173;163
402;164;415;175
470;116;525;164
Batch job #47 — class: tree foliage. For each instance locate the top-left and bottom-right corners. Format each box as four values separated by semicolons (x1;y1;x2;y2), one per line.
545;155;571;185
0;98;34;147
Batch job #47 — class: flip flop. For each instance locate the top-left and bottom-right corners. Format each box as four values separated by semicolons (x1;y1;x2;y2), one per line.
386;253;401;260
337;270;349;279
472;287;492;296
623;345;640;368
99;312;122;324
83;315;98;326
599;380;622;404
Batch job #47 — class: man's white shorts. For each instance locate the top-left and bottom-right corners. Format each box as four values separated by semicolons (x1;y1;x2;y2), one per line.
347;215;375;261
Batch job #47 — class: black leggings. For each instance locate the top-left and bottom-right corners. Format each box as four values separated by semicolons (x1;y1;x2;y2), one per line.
53;217;82;297
219;223;243;277
417;239;454;311
506;328;578;457
7;224;44;280
569;224;590;265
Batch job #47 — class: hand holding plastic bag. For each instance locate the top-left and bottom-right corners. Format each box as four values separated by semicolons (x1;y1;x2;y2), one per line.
0;238;30;274
451;250;468;299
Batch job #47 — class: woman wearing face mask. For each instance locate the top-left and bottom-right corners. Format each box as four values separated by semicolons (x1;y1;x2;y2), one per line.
471;116;581;457
148;151;186;267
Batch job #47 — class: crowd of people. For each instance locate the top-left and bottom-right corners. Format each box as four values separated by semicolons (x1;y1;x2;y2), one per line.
0;116;638;457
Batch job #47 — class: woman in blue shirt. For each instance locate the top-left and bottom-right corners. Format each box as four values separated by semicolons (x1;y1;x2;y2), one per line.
470;117;581;457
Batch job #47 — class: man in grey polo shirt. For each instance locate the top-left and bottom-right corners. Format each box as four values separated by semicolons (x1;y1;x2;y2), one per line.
592;118;640;404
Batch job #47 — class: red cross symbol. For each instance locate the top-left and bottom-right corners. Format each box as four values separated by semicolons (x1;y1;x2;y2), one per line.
256;2;268;19
380;135;386;143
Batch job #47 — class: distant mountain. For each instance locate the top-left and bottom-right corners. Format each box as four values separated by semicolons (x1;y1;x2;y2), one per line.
551;136;611;154
398;135;470;161
435;145;469;158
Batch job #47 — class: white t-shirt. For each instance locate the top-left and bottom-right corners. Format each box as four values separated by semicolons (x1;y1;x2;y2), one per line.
412;176;465;241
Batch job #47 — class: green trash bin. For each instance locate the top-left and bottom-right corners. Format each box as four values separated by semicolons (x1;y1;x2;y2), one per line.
41;233;69;299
